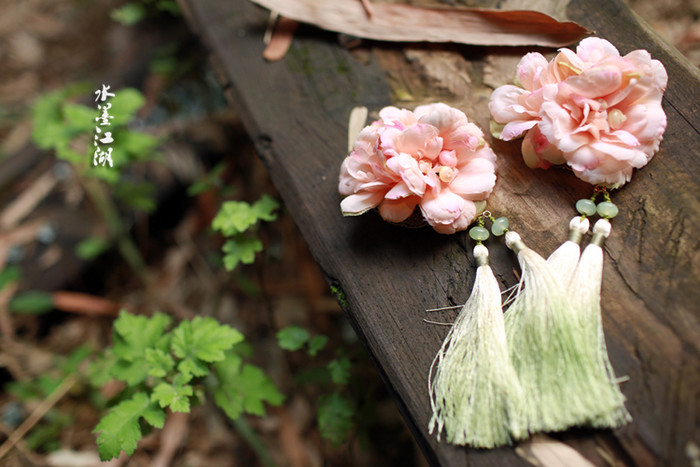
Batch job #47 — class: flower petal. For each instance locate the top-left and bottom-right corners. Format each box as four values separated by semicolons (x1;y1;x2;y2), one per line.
340;190;385;216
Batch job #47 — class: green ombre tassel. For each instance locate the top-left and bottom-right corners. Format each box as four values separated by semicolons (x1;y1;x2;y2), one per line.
503;230;618;436
568;216;631;428
429;241;524;447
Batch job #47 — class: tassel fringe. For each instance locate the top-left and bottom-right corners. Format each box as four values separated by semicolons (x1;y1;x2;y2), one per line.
567;218;631;428
503;231;615;436
429;244;524;447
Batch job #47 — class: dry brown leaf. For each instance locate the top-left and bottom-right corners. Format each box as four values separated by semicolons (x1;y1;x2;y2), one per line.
251;0;589;47
515;434;596;467
347;106;368;152
52;291;121;317
263;16;300;61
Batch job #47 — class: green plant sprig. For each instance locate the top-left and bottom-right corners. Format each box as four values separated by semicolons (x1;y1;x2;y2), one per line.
211;194;280;271
92;310;284;461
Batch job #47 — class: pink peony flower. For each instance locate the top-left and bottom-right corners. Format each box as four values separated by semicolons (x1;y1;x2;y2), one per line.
339;103;497;234
489;37;667;187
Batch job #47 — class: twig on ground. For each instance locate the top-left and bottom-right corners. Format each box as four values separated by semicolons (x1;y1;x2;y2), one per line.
151;412;189;467
0;171;58;230
0;375;78;460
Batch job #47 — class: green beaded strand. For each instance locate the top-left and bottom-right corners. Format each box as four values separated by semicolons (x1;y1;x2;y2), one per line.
596;189;618;219
469;215;490;242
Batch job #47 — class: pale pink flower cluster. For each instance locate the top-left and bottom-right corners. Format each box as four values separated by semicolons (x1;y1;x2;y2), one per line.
489;37;667;187
339;103;497;234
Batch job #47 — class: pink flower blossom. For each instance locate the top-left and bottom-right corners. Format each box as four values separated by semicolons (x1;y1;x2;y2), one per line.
339;103;497;234
489;37;667;187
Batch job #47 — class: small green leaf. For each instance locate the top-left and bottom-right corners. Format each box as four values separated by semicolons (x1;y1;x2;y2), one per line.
142;405;166;429
107;88;145;126
221;236;263;271
94;393;158;461
110;311;172;385
75;237;110;260
0;266;21;290
307;335;329;356
62;103;97;132
88;351;118;388
327;358;351;385
151;380;193;413
110;3;147;26
212;195;279;236
251;195;279;222
172;317;244;380
187;180;211;196
156;0;180;15
276;326;310;351
317;393;354;445
213;358;284;420
9;291;53;315
212;201;259;236
145;348;175;378
119;131;161;161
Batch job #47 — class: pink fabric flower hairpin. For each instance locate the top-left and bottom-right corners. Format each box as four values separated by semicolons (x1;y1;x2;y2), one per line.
489;37;667;187
339;103;497;234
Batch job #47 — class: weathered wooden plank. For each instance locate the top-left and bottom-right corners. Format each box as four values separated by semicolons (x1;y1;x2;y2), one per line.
178;0;700;465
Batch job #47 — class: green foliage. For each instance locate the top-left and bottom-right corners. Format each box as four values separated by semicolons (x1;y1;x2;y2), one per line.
110;3;147;25
276;326;310;351
31;85;161;212
0;266;21;290
94;393;165;461
187;162;230;196
93;311;283;461
212;195;279;236
151;376;193;412
276;326;357;444
276;325;328;356
110;0;180;26
75;236;111;260
317;393;355;446
213;353;285;419
327;357;351;385
212;194;280;271
221;236;263;271
9;291;54;315
308;335;329;357
8;347;94;453
171;316;244;380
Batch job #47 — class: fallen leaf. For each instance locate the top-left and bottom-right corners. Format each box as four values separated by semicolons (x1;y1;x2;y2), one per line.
263;16;299;61
52;291;121;316
251;0;589;48
347;106;368;152
516;434;595;467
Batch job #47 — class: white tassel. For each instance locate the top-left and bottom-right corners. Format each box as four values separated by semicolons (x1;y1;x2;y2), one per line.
503;231;613;436
567;219;631;428
429;244;524;447
547;216;590;286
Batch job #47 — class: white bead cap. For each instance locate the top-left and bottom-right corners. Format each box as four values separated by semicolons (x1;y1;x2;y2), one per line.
592;218;612;238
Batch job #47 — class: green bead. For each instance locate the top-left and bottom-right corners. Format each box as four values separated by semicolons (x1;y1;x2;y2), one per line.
596;201;619;218
576;199;597;216
491;217;509;236
469;226;490;241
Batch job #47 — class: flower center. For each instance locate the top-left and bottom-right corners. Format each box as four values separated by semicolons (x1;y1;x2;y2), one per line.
607;108;627;130
438;166;454;183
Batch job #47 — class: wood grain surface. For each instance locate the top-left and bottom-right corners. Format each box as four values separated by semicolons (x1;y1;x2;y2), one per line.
178;0;700;465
